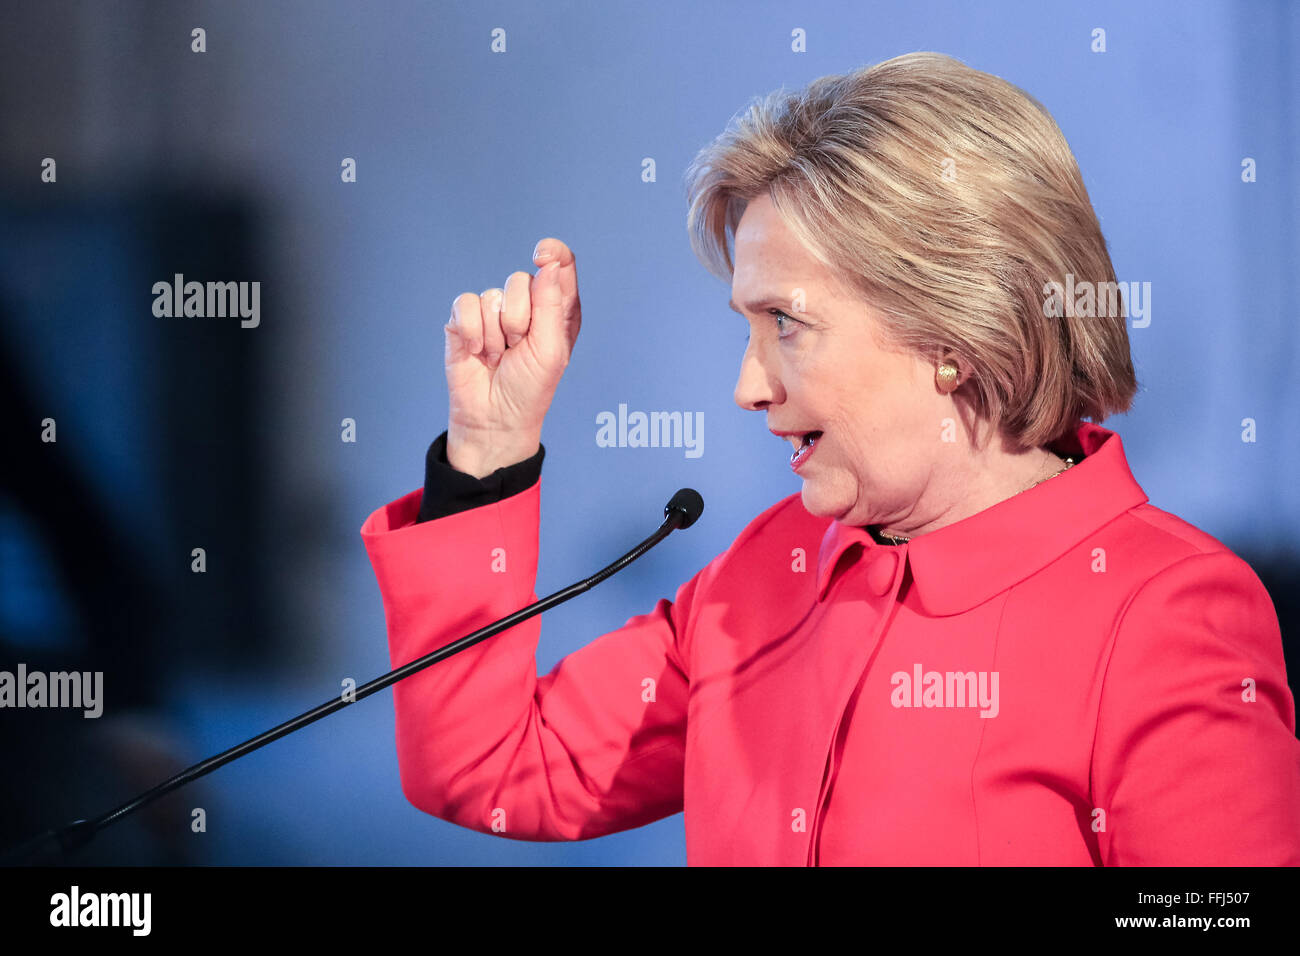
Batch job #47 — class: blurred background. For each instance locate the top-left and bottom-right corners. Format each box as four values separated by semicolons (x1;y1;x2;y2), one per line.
0;0;1296;865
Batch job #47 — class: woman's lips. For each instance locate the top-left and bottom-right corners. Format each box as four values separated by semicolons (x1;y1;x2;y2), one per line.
790;431;823;471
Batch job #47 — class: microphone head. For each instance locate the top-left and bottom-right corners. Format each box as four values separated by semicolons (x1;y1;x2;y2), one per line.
665;488;704;529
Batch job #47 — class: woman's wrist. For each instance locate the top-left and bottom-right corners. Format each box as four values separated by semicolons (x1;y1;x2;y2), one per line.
446;425;542;478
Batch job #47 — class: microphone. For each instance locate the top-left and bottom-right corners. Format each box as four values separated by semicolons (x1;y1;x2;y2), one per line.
2;488;705;865
665;488;704;529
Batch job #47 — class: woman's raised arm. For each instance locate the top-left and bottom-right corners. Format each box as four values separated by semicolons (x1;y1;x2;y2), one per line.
361;238;697;841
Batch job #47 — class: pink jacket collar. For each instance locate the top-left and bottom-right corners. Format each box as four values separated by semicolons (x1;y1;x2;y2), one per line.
815;422;1149;614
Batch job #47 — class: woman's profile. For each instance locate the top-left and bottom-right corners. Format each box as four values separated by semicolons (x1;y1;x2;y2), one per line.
361;52;1300;865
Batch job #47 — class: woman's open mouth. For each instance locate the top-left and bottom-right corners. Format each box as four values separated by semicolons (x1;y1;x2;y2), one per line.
790;431;823;471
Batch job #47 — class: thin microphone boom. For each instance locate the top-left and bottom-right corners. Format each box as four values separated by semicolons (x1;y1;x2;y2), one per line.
1;487;705;865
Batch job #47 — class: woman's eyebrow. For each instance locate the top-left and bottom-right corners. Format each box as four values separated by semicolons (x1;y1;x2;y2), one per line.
728;296;782;313
730;295;818;319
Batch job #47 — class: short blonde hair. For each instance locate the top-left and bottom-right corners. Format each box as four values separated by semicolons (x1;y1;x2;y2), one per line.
684;51;1137;449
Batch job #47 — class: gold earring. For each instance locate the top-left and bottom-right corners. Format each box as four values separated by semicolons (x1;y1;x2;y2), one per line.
936;360;959;394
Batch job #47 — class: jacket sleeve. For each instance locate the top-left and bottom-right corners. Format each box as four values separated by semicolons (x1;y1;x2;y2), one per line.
360;476;705;842
1091;550;1300;865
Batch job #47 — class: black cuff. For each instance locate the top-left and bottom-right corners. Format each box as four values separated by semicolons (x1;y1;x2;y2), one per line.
416;430;545;523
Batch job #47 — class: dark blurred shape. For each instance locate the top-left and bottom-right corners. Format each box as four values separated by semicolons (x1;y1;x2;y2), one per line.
0;192;273;861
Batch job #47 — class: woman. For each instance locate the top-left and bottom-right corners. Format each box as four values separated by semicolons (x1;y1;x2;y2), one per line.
361;53;1300;865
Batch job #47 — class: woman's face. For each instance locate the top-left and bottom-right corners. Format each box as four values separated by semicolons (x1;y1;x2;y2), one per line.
730;193;953;529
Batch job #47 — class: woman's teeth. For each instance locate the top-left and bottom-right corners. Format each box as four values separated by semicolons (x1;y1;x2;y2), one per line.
790;431;822;469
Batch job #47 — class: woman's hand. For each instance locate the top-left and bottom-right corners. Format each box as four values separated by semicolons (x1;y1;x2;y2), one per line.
443;238;581;478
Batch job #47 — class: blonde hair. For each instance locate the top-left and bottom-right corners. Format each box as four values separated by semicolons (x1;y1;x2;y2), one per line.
684;51;1137;449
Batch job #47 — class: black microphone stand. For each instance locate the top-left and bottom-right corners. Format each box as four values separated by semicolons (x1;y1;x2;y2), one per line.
1;489;704;865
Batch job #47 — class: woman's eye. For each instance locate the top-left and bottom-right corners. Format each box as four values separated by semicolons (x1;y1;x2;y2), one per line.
771;309;798;336
742;310;799;343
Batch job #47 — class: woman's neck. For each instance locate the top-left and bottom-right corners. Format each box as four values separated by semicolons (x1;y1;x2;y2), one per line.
876;441;1069;542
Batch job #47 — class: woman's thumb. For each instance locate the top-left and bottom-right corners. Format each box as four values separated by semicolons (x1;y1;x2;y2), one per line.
528;259;567;363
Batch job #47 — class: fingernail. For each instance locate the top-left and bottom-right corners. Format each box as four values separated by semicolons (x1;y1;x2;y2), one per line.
506;332;522;348
533;241;552;263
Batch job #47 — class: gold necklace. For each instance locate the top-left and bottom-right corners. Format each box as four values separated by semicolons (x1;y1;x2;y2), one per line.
875;455;1076;545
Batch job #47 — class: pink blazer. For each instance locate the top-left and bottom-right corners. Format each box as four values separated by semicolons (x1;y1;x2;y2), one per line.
360;423;1300;864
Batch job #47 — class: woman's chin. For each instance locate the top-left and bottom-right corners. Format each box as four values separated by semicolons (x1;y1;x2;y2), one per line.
799;482;844;519
800;482;873;526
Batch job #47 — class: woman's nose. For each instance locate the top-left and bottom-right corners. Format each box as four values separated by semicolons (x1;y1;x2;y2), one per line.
734;344;782;411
